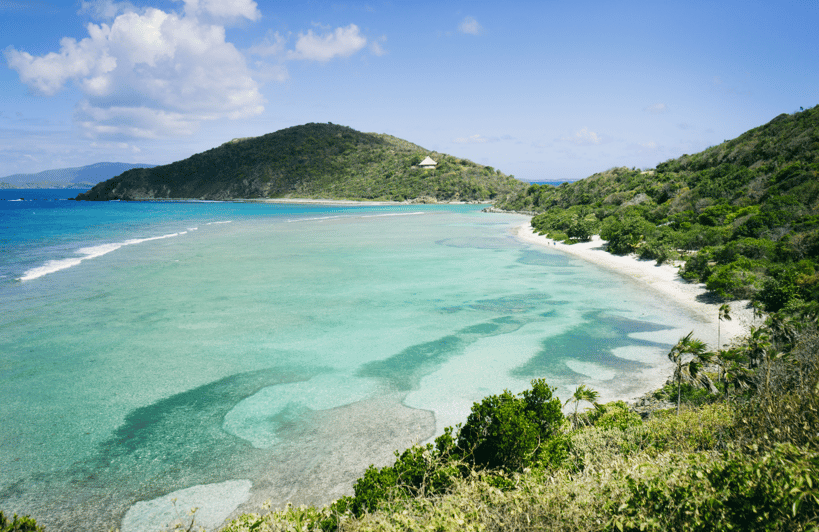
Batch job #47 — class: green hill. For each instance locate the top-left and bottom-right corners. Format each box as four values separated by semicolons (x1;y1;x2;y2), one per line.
76;123;525;202
499;105;819;313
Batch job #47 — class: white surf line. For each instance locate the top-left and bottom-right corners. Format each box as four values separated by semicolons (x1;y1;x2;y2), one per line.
19;232;186;282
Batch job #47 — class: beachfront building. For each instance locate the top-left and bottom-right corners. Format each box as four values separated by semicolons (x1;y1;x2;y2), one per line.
419;156;437;169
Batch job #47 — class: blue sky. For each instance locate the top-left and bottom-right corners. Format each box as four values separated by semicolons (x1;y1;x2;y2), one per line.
2;0;817;182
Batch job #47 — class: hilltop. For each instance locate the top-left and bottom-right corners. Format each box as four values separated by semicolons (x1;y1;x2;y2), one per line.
76;123;526;202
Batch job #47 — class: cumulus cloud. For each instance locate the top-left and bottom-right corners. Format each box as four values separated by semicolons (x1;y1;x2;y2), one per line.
287;24;367;61
644;103;667;114
458;16;482;35
561;128;602;145
5;2;264;139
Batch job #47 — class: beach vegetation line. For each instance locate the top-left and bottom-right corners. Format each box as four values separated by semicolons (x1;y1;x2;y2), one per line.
500;105;819;321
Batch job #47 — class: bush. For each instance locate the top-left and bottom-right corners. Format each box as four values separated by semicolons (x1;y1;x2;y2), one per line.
456;379;568;471
613;444;819;531
653;381;717;408
585;401;642;431
0;513;44;532
705;262;757;299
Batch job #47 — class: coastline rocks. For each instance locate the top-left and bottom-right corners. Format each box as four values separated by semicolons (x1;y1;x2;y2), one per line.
483;206;539;216
629;390;675;419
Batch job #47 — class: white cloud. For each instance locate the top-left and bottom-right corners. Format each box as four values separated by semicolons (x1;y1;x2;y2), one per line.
5;5;264;139
561;128;602;145
458;16;482;35
287;24;367;61
644;103;667;114
369;36;387;57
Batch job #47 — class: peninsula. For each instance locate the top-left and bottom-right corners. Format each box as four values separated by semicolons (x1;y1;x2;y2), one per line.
75;123;526;202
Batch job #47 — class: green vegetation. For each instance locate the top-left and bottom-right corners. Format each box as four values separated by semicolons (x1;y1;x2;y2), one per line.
213;317;817;531
217;316;818;532
76;123;525;202
0;512;44;532
499;105;819;317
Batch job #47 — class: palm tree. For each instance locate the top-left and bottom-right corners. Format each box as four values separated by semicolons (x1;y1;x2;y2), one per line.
667;332;714;414
722;355;754;397
751;300;765;324
717;303;731;351
564;384;600;428
717;303;732;386
767;311;800;347
745;326;772;368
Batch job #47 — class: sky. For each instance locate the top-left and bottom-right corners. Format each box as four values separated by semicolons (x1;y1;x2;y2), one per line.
1;0;817;182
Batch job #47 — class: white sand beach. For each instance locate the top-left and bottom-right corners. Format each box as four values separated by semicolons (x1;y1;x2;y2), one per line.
513;222;754;351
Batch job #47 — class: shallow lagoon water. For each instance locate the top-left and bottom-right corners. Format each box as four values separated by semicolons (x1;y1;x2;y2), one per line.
0;192;696;531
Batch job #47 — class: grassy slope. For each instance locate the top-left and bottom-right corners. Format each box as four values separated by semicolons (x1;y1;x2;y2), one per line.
76;123;526;202
498;106;819;311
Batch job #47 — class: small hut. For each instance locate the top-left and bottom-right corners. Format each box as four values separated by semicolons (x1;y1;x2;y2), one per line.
418;156;437;169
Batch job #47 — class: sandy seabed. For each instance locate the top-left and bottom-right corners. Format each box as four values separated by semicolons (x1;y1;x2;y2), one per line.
513;223;754;353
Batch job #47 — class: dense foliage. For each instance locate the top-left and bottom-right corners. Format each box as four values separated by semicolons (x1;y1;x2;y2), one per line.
499;106;819;315
76;123;526;202
0;512;43;532
219;318;818;532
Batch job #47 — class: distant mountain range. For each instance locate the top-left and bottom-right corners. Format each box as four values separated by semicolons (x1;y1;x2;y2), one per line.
76;123;527;202
0;162;157;189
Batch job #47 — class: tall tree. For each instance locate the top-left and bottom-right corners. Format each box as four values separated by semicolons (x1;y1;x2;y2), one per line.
718;303;732;351
668;332;714;414
717;303;732;385
564;384;600;428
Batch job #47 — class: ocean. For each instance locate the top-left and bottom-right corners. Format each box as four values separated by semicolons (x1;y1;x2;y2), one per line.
0;189;700;531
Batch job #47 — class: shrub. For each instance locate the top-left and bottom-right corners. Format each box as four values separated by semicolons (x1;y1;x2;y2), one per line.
612;444;819;531
0;513;44;532
585;401;642;431
456;379;568;471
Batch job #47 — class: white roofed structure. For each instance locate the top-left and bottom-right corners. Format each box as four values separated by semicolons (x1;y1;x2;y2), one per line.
419;156;437;169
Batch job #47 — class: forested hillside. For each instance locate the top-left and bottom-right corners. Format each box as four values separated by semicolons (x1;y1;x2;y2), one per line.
76;123;525;202
499;106;819;315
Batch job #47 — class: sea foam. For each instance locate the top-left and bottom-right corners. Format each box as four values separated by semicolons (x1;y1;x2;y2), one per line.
19;232;185;281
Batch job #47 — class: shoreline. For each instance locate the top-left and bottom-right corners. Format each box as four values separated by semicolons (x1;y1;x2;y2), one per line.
512;222;754;402
512;222;752;349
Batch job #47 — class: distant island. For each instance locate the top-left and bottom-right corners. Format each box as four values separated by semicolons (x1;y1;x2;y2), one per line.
75;123;527;202
1;162;156;189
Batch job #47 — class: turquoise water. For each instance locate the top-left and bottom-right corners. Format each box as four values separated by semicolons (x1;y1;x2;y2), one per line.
0;191;701;531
